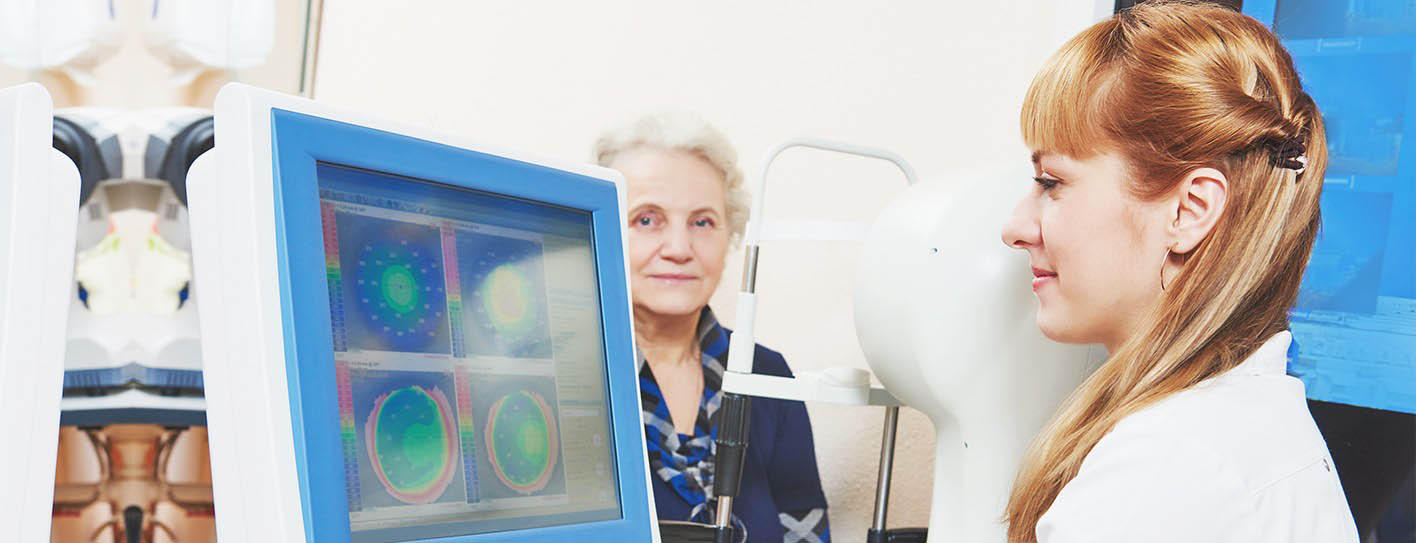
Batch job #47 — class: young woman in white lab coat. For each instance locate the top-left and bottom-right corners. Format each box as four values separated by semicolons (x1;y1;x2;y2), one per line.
1000;2;1359;542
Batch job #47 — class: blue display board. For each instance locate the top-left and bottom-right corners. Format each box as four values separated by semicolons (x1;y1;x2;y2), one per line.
1246;0;1416;414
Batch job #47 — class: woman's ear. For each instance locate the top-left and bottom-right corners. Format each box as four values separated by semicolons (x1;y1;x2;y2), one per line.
1168;167;1228;254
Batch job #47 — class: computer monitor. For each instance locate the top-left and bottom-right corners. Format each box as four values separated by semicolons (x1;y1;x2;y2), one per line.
0;83;82;541
1242;0;1416;415
187;84;654;542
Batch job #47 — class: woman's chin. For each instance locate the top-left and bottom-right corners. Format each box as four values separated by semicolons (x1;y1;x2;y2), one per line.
1035;311;1087;345
636;298;709;319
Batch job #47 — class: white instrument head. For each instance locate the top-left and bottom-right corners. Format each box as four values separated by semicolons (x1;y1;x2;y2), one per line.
855;169;1104;542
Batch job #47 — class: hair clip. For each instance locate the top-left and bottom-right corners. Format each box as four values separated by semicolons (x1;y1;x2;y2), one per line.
1262;135;1307;176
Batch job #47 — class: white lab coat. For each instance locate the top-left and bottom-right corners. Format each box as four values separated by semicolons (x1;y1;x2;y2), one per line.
1037;331;1360;542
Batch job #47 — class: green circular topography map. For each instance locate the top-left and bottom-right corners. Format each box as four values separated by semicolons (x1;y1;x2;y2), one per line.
484;390;558;494
364;385;459;504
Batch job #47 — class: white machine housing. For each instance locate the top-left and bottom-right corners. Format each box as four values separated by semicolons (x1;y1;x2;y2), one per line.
144;0;275;73
854;171;1105;542
0;83;82;542
187;83;657;542
0;0;121;71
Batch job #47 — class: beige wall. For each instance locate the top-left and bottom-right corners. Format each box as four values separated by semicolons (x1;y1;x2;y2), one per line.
314;0;1109;537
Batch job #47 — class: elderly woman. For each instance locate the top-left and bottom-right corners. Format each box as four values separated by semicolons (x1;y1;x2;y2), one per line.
595;114;830;543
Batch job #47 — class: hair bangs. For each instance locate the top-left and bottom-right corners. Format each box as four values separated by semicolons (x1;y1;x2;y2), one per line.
1020;23;1124;159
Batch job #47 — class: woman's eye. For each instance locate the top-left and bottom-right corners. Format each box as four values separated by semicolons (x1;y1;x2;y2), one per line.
1033;176;1061;191
634;214;656;227
692;217;715;228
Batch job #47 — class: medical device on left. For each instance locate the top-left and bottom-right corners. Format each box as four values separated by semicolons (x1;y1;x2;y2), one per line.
0;82;83;541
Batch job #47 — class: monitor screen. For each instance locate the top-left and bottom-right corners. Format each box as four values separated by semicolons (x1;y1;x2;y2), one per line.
1273;0;1416;40
315;162;622;541
1249;0;1416;415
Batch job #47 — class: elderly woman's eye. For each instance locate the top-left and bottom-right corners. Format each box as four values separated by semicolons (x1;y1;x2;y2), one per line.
693;217;715;228
634;214;656;227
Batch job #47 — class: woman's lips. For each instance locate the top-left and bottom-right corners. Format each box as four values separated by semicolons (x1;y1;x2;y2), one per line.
1031;267;1057;292
649;273;698;284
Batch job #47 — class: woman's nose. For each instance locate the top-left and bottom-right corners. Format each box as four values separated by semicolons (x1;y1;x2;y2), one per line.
1001;198;1040;249
659;226;694;262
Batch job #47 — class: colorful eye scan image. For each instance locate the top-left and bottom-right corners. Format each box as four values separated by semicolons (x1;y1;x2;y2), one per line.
336;212;451;354
457;230;552;359
350;369;468;507
469;375;565;499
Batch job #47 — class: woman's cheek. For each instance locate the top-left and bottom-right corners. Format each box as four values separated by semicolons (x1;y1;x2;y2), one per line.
694;230;728;262
626;231;658;272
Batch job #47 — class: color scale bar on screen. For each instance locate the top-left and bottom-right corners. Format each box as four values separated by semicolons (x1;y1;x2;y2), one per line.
321;202;348;351
335;361;361;511
454;365;479;503
442;222;466;358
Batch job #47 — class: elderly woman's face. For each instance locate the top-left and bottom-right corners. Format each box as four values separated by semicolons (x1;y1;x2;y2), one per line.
613;147;732;320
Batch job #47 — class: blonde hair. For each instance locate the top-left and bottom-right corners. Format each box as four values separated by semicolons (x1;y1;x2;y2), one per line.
1005;2;1327;540
593;112;750;242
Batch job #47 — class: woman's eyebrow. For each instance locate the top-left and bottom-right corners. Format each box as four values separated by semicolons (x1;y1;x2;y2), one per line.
627;203;664;217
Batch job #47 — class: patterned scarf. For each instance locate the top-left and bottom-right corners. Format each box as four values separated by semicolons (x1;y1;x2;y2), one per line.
639;307;728;509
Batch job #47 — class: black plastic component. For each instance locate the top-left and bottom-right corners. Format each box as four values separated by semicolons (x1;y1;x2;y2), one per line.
52;116;112;205
59;405;207;427
122;505;143;543
713;524;735;543
1309;399;1416;537
866;527;929;543
152;116;214;206
712;393;753;500
657;520;719;543
1115;0;1240;13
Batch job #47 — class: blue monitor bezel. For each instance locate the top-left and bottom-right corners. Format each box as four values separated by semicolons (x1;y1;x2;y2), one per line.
267;108;651;542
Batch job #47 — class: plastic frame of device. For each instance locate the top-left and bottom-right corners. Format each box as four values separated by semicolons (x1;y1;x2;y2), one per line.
0;83;82;541
187;84;656;542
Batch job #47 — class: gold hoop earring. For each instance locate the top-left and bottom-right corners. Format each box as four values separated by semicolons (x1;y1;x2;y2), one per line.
1160;247;1173;292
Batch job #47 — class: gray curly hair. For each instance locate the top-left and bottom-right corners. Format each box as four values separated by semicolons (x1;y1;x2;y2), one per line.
593;112;750;242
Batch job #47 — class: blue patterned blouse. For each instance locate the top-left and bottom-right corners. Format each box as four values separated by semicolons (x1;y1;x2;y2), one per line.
639;307;830;543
